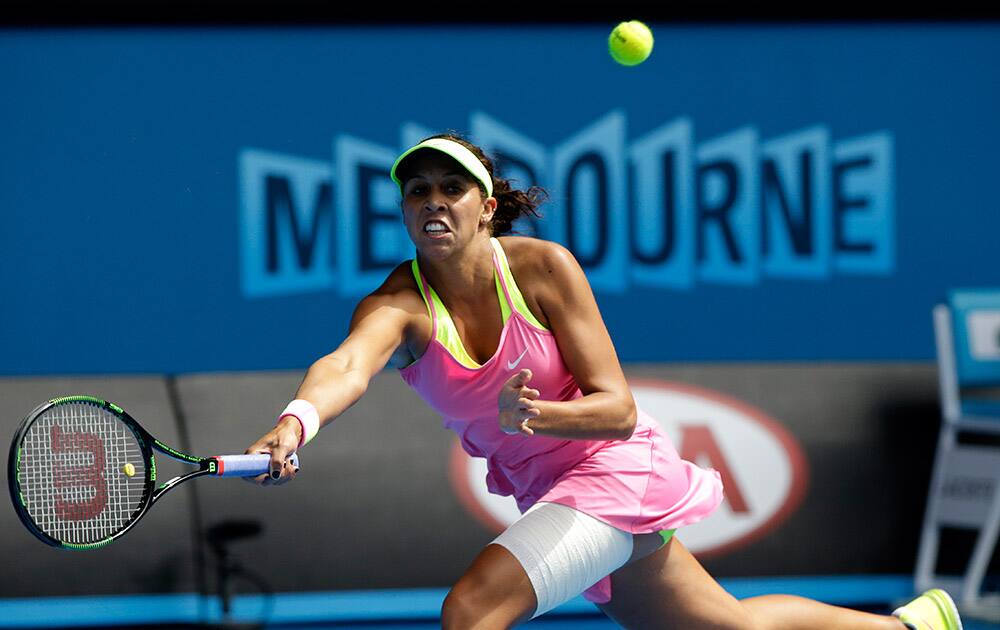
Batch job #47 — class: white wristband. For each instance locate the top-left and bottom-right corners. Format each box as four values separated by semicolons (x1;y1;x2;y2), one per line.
278;399;320;447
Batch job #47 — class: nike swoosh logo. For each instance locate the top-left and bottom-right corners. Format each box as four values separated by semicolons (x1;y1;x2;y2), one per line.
507;348;529;370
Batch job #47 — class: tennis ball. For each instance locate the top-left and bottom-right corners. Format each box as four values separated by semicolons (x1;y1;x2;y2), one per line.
123;462;135;477
609;20;654;66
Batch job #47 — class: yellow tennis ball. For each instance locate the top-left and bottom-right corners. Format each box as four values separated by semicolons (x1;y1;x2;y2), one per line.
609;20;654;66
122;462;135;477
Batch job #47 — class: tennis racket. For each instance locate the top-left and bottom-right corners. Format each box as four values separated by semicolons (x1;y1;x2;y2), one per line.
8;395;299;550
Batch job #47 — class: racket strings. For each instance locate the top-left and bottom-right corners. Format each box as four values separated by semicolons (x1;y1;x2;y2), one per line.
19;402;146;544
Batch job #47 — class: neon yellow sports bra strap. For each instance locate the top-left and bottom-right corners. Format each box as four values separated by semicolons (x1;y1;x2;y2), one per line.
410;259;431;316
411;258;481;369
493;264;512;325
489;238;548;330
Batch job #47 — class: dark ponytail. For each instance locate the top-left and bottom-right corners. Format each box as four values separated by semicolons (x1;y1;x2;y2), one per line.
490;177;547;236
423;132;546;236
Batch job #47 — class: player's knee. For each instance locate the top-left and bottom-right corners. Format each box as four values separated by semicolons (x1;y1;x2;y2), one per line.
441;579;498;628
441;576;531;629
440;585;478;629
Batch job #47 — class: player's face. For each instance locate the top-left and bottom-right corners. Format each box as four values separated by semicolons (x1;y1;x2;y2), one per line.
399;152;495;257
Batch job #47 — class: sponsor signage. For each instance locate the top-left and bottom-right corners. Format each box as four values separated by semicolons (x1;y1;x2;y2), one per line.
9;25;1000;373
240;113;894;298
450;379;808;556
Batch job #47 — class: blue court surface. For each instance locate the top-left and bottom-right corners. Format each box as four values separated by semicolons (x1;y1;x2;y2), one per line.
2;575;998;629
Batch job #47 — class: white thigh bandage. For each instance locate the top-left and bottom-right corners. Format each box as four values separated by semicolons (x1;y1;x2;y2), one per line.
491;502;633;618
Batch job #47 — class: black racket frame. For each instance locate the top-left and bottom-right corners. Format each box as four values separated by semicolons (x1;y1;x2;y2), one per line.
8;395;218;549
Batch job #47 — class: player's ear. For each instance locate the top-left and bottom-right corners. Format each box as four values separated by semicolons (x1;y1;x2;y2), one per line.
481;196;497;226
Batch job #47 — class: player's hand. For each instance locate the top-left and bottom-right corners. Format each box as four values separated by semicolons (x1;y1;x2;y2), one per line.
244;415;302;486
498;369;540;436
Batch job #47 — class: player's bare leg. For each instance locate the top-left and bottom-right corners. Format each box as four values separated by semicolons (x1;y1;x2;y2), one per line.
440;544;537;630
599;535;907;629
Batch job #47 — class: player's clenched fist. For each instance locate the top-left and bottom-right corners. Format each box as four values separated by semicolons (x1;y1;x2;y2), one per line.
243;416;301;486
498;368;541;436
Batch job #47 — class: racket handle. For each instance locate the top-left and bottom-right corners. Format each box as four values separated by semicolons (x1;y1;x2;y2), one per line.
214;453;301;477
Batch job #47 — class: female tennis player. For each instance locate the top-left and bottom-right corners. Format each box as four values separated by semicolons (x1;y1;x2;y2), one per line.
244;134;961;630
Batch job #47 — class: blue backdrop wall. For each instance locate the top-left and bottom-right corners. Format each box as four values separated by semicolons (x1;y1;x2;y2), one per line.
2;24;998;374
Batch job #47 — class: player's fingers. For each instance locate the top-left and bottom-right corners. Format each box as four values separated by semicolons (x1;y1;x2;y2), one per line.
521;388;540;400
503;369;530;390
269;450;288;480
519;420;534;436
272;460;296;486
502;371;523;390
518;397;536;409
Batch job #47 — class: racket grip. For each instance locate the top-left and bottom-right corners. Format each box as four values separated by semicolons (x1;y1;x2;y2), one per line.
214;453;301;477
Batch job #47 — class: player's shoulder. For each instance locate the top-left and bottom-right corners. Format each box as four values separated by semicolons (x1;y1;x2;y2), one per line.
355;260;425;317
498;236;581;280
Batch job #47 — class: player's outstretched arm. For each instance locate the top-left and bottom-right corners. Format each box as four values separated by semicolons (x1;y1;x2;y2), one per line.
245;271;421;483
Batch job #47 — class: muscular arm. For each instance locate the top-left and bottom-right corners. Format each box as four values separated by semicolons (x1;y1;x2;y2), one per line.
291;290;414;428
500;241;636;441
246;266;423;480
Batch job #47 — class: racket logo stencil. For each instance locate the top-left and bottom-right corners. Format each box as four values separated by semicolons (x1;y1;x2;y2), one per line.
50;424;108;521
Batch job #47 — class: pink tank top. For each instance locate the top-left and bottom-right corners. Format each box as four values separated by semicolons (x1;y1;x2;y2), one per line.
399;239;606;509
399;238;724;605
399;237;723;534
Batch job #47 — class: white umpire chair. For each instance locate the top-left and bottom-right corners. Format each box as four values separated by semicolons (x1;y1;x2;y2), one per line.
916;289;1000;609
